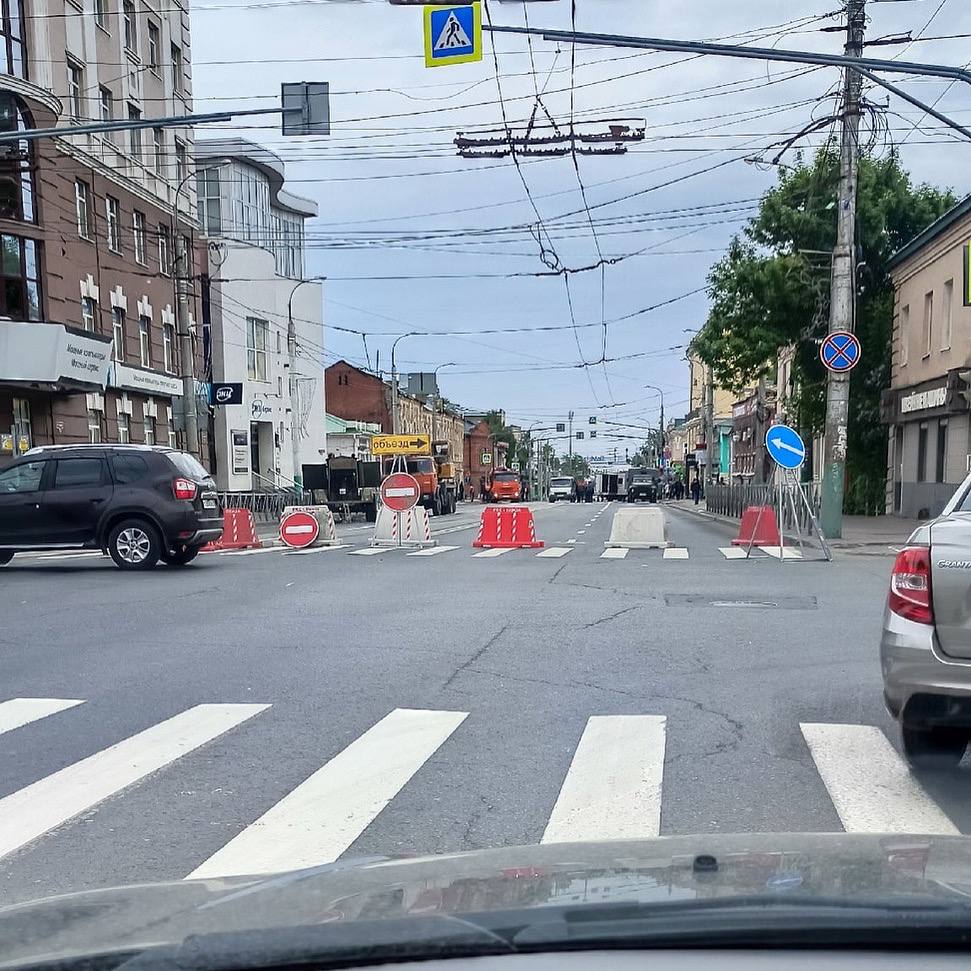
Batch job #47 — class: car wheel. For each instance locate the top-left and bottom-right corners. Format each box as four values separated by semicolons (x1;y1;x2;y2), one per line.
107;518;161;571
902;723;968;769
0;550;14;565
161;546;201;567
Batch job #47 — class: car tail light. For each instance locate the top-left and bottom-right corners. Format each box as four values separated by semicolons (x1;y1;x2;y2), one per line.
889;546;933;625
172;477;197;501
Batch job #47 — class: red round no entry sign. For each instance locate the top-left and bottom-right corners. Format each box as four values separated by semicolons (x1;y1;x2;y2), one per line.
279;510;320;548
381;472;421;512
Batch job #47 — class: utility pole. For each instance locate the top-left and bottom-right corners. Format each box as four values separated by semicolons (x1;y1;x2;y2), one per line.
704;363;715;493
568;410;574;472
821;0;866;538
174;231;200;460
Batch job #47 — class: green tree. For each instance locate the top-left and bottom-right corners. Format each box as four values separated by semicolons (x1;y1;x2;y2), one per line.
693;149;954;513
553;453;592;479
484;409;517;465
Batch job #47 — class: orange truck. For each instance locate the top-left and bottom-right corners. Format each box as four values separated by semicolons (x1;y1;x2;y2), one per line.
381;441;457;516
488;468;522;503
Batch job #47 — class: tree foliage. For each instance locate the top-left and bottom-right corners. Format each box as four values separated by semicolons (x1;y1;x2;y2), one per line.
484;409;518;466
693;149;955;512
554;453;592;479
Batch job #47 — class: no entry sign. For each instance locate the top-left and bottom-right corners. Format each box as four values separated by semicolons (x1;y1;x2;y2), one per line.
381;472;421;512
279;510;320;548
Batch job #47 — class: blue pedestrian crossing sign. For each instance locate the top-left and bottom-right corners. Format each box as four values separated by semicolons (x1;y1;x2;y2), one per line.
820;330;861;373
765;424;806;470
424;2;481;68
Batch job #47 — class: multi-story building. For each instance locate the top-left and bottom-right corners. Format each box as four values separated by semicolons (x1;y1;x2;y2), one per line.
885;196;971;518
0;0;206;461
194;138;326;491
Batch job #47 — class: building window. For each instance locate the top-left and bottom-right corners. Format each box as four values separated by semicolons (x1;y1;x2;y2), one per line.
196;166;221;234
152;127;163;173
175;138;187;185
900;304;909;367
246;316;268;381
168;426;176;448
277;375;282;397
163;321;174;372
171;43;182;93
133;210;146;264
87;410;102;443
75;179;90;238
12;397;30;451
117;412;130;444
139;314;150;366
917;421;928;483
1;0;27;79
0;235;40;319
81;295;96;331
0;98;36;223
922;291;934;357
232;163;268;245
144;416;156;445
67;59;83;121
106;195;121;252
936;418;948;483
99;86;113;126
122;0;136;52
128;104;141;158
942;279;953;350
147;21;159;68
158;222;170;274
94;0;107;29
112;307;125;361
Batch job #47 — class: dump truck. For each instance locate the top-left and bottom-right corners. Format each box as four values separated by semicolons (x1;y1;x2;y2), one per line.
488;468;522;503
306;458;382;522
382;440;457;515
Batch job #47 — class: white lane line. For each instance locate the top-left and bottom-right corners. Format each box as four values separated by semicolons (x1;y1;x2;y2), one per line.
800;723;958;835
472;547;513;558
187;708;468;879
567;539;577;544
406;545;459;557
600;548;629;559
0;704;269;862
663;548;689;559
542;715;667;843
762;546;802;559
219;546;279;557
348;547;397;556
281;545;351;556
718;547;749;559
0;699;84;736
536;547;572;558
577;530;586;535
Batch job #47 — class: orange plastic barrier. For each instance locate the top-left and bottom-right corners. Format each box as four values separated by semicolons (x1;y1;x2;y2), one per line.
202;508;261;552
472;505;544;549
731;505;781;548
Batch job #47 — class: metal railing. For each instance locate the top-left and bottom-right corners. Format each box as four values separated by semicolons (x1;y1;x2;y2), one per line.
217;490;313;523
706;480;822;534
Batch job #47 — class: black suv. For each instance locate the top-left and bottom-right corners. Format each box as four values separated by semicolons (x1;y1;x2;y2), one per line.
0;445;223;570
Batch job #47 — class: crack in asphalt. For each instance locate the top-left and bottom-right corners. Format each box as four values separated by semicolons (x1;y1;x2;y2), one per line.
583;605;641;629
441;624;509;690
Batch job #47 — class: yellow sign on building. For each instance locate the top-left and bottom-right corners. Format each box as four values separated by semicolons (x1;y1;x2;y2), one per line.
371;434;432;456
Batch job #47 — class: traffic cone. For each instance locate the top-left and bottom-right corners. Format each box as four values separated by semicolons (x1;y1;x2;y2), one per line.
731;505;781;547
202;508;261;551
472;505;543;548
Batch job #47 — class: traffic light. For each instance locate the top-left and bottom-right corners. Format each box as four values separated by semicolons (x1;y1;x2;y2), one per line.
556;423;566;432
576;431;584;440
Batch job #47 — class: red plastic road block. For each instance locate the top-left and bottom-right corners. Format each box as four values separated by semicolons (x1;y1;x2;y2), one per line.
202;508;261;552
472;505;544;549
731;505;781;548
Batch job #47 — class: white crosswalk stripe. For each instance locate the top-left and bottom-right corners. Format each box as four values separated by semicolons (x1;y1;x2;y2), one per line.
281;545;351;556
536;547;572;558
472;547;512;557
800;723;959;834
0;703;269;862
762;546;803;560
406;545;460;557
0;698;84;736
187;708;467;879
663;548;689;559
543;715;667;843
348;547;395;556
600;548;628;559
719;547;751;559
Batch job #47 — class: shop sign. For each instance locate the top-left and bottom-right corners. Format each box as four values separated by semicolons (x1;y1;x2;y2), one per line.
231;430;249;474
0;319;111;388
900;386;947;414
251;398;274;420
109;362;183;397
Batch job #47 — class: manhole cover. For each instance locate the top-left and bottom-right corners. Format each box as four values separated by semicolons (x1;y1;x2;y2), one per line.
664;594;817;610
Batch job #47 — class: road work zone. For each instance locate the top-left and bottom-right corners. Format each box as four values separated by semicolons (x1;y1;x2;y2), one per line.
604;506;669;549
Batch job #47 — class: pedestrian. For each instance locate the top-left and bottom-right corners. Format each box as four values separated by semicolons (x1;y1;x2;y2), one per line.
480;476;487;502
690;476;701;505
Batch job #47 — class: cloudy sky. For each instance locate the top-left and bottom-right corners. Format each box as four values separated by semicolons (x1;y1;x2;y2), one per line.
192;0;971;459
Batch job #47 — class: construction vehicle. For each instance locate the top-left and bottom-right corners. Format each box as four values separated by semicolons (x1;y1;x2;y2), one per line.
487;468;522;503
305;458;382;522
627;467;661;503
382;440;457;515
596;468;630;501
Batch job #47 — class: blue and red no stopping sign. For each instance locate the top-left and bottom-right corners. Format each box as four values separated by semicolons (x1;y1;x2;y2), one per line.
820;331;862;373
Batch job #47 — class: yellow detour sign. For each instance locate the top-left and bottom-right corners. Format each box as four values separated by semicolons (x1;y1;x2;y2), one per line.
371;434;432;456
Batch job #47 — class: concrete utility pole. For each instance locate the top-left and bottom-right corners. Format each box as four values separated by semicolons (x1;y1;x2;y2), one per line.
174;226;199;459
704;364;715;492
821;0;866;539
286;277;325;491
568;410;574;471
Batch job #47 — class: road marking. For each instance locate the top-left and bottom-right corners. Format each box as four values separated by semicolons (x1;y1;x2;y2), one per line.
406;545;459;557
0;698;84;736
762;546;802;559
348;547;395;556
600;548;628;559
800;723;959;835
542;715;666;843
577;530;586;534
0;704;269;863
719;547;749;559
187;708;468;879
663;548;689;559
536;547;572;558
219;547;279;557
472;547;512;557
281;545;351;556
17;551;103;562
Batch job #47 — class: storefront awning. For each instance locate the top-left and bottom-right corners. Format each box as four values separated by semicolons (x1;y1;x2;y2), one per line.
0;319;111;391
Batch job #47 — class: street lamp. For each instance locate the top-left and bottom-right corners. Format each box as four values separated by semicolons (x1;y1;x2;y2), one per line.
287;276;327;490
644;384;665;463
429;362;455;445
390;332;418;434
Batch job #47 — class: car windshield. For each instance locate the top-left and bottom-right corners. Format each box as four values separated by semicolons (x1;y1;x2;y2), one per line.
3;0;971;964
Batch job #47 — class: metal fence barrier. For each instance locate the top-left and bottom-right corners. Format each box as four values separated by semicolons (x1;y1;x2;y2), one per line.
217;491;313;523
706;480;822;535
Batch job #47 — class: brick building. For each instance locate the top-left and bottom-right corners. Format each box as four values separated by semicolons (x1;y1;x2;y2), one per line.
0;0;206;462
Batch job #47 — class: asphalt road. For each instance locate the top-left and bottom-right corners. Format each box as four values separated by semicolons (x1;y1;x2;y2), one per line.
0;499;964;904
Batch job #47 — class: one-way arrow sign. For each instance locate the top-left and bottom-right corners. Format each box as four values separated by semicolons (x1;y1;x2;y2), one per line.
765;424;806;470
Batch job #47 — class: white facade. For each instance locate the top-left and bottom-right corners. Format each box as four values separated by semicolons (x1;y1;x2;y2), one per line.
196;139;325;491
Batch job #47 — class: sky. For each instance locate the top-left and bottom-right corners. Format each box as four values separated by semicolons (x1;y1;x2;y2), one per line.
191;0;971;460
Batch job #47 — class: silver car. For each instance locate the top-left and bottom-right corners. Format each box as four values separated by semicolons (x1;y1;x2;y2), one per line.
881;472;971;767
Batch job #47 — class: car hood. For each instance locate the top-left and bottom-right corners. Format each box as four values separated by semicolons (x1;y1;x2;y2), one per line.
3;833;971;967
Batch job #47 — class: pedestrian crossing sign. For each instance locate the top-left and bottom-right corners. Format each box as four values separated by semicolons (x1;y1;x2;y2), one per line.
424;2;481;68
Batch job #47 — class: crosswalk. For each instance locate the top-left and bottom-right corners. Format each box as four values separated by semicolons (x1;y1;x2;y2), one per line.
0;696;963;884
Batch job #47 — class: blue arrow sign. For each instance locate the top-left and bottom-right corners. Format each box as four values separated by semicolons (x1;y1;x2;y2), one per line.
820;331;861;373
765;424;806;470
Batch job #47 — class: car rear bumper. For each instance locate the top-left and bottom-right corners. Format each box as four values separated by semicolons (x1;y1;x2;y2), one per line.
185;527;223;546
881;605;971;718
